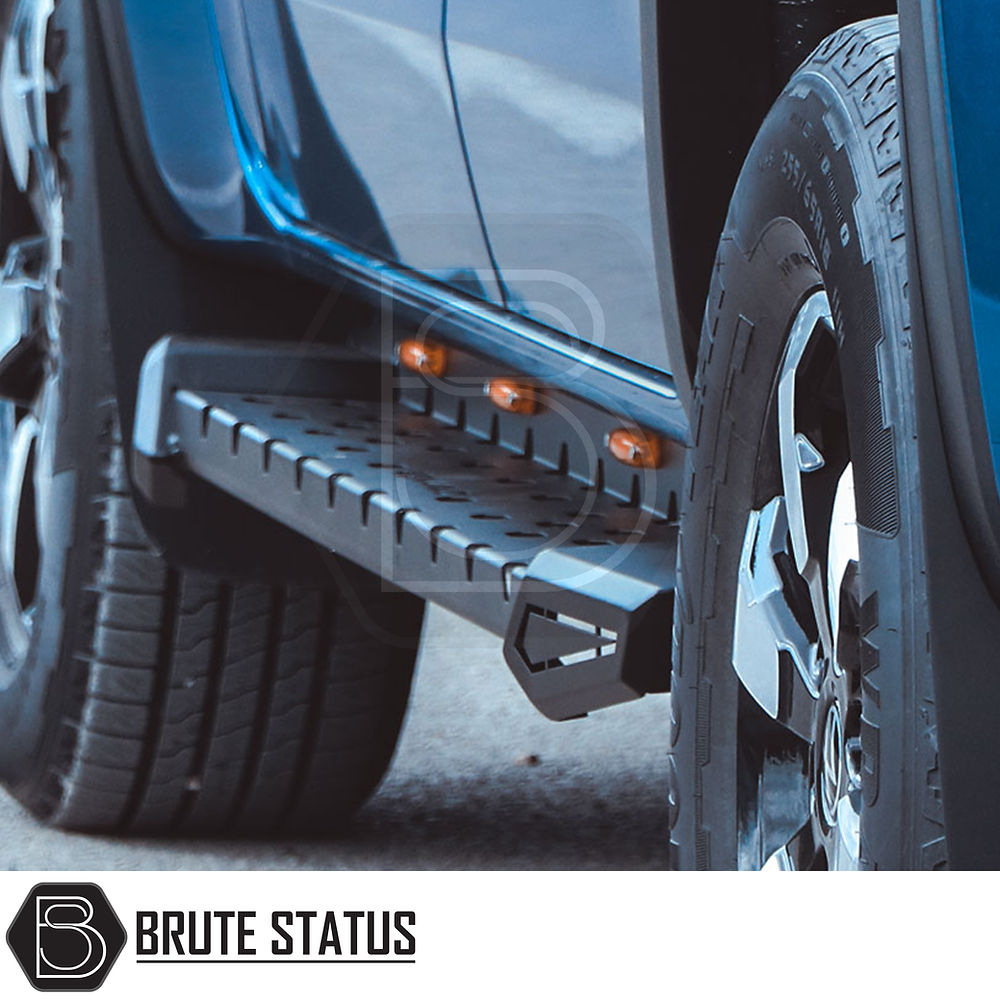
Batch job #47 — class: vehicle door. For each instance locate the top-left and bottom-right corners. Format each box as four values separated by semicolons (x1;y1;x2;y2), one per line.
444;1;668;370
212;0;502;301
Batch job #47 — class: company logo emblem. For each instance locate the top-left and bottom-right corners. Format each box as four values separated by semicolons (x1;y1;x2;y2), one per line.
7;883;127;991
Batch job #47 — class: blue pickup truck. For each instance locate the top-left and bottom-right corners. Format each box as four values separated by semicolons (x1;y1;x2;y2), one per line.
0;0;992;869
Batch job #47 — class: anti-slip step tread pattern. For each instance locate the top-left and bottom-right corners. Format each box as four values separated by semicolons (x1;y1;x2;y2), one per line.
171;390;677;634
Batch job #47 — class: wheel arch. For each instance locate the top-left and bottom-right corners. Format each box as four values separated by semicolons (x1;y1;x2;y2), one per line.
76;0;368;582
649;0;895;412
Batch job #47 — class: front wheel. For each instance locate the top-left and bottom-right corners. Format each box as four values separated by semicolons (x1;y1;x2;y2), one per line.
669;17;945;870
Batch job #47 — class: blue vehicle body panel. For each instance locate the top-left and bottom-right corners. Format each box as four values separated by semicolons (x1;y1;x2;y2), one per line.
118;0;246;237
114;0;677;379
937;0;1000;491
237;0;502;301
111;0;686;438
121;0;502;300
444;0;669;371
110;0;1000;465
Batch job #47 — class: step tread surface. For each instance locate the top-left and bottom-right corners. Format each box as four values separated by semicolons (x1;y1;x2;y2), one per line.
171;389;674;633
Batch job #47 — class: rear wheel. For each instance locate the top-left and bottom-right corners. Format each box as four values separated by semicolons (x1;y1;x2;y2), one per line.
670;17;945;869
0;0;424;834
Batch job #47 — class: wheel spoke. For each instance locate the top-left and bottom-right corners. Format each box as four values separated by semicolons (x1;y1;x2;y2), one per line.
762;845;795;871
777;290;836;661
828;795;861;870
1;410;38;580
733;497;819;718
0;404;37;662
763;827;817;872
0;237;46;402
0;0;55;195
758;743;811;867
780;646;822;743
760;801;825;871
828;463;859;662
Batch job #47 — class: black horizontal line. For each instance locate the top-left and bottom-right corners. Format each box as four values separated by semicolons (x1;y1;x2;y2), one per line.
135;959;415;965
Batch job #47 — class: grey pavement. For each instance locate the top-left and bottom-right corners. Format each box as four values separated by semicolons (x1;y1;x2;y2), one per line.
0;606;672;870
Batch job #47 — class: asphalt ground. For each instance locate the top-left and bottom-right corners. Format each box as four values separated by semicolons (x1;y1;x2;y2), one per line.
0;605;671;870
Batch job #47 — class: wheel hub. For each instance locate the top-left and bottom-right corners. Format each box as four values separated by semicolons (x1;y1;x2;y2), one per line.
819;701;843;828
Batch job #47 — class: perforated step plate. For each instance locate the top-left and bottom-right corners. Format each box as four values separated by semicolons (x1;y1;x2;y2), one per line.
134;339;677;718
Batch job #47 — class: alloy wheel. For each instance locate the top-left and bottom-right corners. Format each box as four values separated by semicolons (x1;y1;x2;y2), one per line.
731;290;862;870
0;0;60;685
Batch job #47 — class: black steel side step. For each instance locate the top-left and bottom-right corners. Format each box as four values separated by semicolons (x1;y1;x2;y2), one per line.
133;337;678;720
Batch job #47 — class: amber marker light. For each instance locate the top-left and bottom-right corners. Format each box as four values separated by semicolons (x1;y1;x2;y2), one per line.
398;338;448;377
485;379;539;415
606;426;663;469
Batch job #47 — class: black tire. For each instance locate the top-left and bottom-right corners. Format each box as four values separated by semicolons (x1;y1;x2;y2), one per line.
0;0;425;835
669;18;946;869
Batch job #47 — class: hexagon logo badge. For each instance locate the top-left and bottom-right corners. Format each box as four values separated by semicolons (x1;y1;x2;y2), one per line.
7;883;127;991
